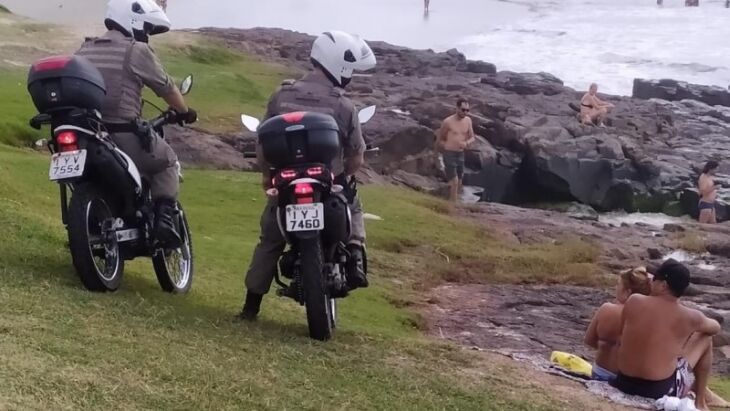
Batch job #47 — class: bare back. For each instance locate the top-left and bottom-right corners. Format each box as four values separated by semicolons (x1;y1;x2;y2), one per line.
438;115;473;152
699;173;717;202
589;303;624;372
618;295;698;380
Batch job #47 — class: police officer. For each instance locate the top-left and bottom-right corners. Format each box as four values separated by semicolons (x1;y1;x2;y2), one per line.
238;31;377;321
76;0;196;247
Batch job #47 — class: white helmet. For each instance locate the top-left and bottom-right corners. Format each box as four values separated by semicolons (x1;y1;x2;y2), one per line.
310;31;377;88
105;0;171;43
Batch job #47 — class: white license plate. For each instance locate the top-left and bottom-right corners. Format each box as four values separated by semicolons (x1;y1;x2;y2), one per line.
49;150;87;181
285;203;324;232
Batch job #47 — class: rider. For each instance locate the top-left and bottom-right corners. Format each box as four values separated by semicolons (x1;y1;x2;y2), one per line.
238;31;377;321
75;0;197;247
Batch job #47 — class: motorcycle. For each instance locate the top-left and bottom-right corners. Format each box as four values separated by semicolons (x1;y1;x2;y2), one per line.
241;106;376;341
27;55;194;294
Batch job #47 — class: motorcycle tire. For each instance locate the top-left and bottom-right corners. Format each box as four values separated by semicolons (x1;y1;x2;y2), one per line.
152;203;194;294
67;184;124;292
301;238;334;341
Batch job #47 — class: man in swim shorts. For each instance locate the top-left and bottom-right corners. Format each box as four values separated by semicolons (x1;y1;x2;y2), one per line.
436;98;476;202
613;259;721;411
698;160;720;224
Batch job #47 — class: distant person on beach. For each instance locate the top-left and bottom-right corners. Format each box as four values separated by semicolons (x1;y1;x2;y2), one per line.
436;98;476;202
612;259;722;411
698;161;720;224
686;0;699;6
580;83;614;127
585;267;652;382
424;0;430;11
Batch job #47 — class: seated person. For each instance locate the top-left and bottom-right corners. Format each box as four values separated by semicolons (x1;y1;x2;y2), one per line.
585;267;651;382
580;83;615;127
613;259;723;411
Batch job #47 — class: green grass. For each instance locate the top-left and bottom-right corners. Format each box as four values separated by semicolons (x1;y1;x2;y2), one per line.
0;15;294;146
0;4;10;13
149;38;296;133
712;377;730;403
0;69;43;146
0;15;612;408
0;144;606;410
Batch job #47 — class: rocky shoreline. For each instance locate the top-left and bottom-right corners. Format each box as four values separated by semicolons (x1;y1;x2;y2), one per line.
180;27;730;222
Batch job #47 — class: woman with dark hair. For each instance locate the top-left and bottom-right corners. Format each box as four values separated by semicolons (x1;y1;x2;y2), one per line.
698;161;720;224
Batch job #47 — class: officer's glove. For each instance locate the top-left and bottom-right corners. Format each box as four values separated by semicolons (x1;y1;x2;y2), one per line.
181;108;198;125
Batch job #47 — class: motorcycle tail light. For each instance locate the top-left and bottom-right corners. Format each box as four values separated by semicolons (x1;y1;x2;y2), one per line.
56;131;78;152
279;169;297;180
294;183;314;204
306;166;324;177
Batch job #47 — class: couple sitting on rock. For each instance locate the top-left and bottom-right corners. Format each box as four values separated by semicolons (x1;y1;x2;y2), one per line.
585;260;728;410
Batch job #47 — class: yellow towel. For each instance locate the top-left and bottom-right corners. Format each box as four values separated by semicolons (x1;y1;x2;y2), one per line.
550;351;593;377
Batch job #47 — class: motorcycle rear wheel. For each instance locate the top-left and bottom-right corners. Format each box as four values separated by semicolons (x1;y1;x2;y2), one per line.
301;238;334;341
152;203;194;294
67;184;124;292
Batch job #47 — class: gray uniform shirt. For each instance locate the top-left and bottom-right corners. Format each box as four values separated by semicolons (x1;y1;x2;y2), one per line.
76;30;176;123
259;70;365;187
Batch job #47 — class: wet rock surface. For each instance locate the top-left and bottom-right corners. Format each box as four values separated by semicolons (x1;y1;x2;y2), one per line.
195;27;730;220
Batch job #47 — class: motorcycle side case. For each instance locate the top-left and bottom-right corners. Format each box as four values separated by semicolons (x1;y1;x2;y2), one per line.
321;193;351;246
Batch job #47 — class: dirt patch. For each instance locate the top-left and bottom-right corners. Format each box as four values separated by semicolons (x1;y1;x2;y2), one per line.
423;283;730;376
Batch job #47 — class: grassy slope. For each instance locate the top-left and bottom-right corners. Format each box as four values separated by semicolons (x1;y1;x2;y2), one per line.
1;143;597;410
1;10;727;410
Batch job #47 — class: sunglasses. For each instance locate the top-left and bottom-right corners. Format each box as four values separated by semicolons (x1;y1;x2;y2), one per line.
460;108;470;113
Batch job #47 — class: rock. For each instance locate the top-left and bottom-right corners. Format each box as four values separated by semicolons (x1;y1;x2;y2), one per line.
633;78;730;107
647;248;663;260
391;169;443;194
459;60;497;75
707;242;730;258
481;71;564;96
190;27;730;219
166;126;256;171
663;223;685;233
715;333;730;348
566;202;599;221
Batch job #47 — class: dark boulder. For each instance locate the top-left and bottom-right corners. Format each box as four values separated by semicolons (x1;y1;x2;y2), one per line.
633;78;730;107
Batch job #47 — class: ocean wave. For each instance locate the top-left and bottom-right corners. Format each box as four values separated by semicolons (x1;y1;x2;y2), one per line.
458;0;730;95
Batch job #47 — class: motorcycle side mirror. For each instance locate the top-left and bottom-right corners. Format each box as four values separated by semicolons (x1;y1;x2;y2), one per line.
358;105;376;124
241;114;261;132
179;75;194;95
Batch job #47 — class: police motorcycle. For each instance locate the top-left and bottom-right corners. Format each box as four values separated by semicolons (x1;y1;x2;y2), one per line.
241;106;375;341
27;55;194;294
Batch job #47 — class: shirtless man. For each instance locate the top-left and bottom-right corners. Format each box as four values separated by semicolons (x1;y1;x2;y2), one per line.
612;259;722;411
698;161;719;224
580;83;614;127
436;98;476;202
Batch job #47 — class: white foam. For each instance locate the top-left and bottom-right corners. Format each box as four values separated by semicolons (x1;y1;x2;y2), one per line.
458;0;730;95
599;212;689;228
664;250;696;262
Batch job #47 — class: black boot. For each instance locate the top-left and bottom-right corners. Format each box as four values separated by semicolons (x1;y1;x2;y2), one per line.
153;199;182;249
346;244;369;290
238;291;263;321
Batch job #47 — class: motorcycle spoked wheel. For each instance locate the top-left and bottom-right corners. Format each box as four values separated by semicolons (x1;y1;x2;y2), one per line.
67;184;124;292
152;203;194;294
300;238;335;341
